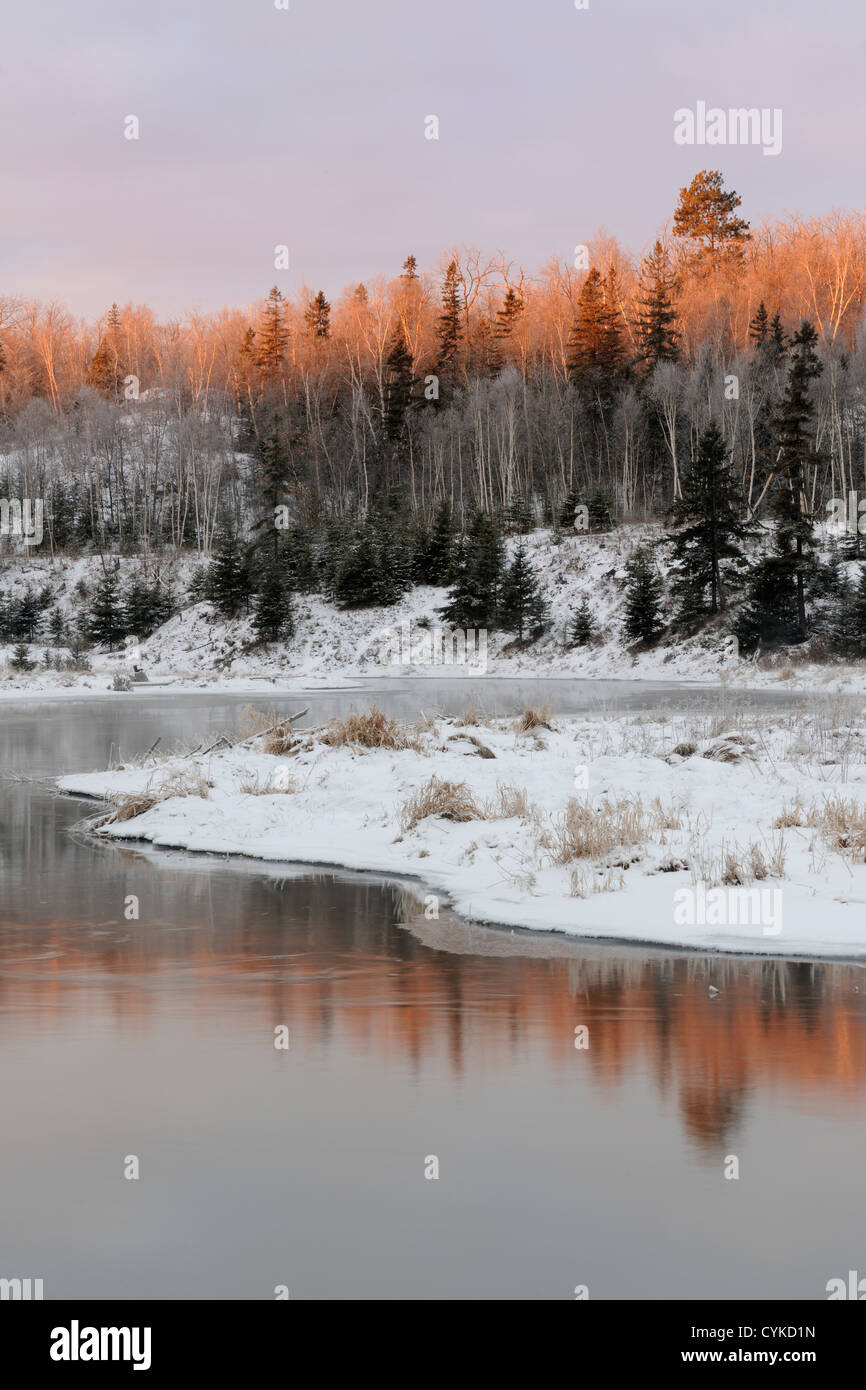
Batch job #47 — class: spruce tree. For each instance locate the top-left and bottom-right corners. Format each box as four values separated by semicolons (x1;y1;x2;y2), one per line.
500;544;546;640
749;302;769;348
568;597;598;647
621;548;665;645
210;528;252;619
634;240;679;372
304;291;331;339
567;268;624;392
439;512;506;628
437;260;463;383
10;641;34;672
253;551;295;642
89;569;125;650
384;330;414;440
828;566;866;660
255;287;290;378
420;501;454;585
768;320;823;642
668;419;749;622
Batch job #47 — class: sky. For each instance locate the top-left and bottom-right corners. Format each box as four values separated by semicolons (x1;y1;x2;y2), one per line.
2;0;865;318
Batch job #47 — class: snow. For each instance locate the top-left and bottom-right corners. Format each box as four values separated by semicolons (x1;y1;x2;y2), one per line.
57;704;866;961
3;526;866;700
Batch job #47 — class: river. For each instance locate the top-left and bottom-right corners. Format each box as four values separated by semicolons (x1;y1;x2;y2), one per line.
1;679;864;1299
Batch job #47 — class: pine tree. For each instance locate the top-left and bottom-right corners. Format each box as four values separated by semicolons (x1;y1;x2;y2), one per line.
439;512;506;628
568;597;598;647
673;170;751;269
621;548;665;645
49;608;67;646
588;490;614;531
304;291;331;339
768;320;824;642
253;551;295;643
828;566;866;660
500;544;546;640
494;286;524;356
210;528;252;619
10;641;34;672
384;330;414;440
567;267;624;395
255;287;290;377
437;260;463;383
749;302;769;347
734;537;802;653
668;420;749;622
418;501;454;585
85;340;124;399
634;241;679;372
401;255;419;280
89;569;125;650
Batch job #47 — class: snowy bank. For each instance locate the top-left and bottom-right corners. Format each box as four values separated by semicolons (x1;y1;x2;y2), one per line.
5;527;866;698
57;702;866;961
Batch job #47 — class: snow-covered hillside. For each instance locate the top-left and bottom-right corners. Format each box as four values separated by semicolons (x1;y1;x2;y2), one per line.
3;526;866;698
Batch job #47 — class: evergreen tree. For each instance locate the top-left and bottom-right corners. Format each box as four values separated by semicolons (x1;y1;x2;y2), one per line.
304;291;331;339
10;641;34;672
749;301;769;347
439;512;506;628
768;320;824;641
621;547;665;645
255;287;290;377
384;330;414;440
419;501;454;585
494;286;524;355
89;569;125;650
209;528;252;619
568;597;598;647
401;255;419;280
253;550;295;642
634;240;679;371
668;419;749;622
437;260;463;383
673;170;751;269
49;608;67;646
283;523;317;592
588;489;614;531
85;340;124;399
828;566;866;660
734;537;803;653
500;544;546;640
567;268;624;390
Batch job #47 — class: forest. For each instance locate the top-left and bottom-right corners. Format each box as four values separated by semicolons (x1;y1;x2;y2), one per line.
2;171;866;662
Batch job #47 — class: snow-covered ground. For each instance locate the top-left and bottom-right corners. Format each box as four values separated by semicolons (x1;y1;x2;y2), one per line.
58;701;866;960
3;526;866;700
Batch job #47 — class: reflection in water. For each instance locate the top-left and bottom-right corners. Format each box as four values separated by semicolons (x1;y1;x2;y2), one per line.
1;691;865;1299
1;857;864;1156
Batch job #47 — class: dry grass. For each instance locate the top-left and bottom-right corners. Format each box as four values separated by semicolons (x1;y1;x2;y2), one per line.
111;792;159;822
320;706;421;751
108;767;211;823
454;703;493;728
543;795;654;865
689;833;787;887
570;866;626;898
493;782;532;818
233;705;278;742
401;775;486;830
263;725;296;755
516;705;554;733
238;769;298;795
777;794;866;860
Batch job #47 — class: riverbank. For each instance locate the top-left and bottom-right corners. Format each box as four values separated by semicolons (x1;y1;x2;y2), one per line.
58;700;866;960
6;528;866;699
